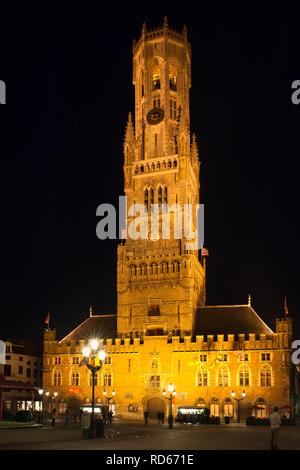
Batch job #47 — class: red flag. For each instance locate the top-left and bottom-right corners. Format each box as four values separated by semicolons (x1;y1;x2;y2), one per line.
45;313;50;327
284;297;289;316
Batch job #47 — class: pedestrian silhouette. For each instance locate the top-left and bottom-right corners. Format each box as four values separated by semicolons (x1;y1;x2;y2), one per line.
51;408;57;426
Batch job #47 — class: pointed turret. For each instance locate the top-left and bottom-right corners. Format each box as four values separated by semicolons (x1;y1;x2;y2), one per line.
124;112;135;148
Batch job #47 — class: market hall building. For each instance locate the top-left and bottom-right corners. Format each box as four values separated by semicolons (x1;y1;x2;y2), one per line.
42;19;295;422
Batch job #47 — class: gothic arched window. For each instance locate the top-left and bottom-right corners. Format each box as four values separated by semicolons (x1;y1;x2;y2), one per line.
152;59;160;90
217;366;229;387
169;64;177;91
238;364;250;387
260;364;272;387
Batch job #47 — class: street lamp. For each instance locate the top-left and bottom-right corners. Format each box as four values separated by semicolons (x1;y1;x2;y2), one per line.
163;383;176;429
81;339;106;438
231;390;246;423
38;389;43;423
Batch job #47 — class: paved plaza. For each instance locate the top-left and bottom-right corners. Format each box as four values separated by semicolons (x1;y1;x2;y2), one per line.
0;420;299;450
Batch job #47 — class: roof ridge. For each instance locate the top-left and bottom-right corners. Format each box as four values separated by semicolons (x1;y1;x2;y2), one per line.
198;304;250;309
248;305;273;334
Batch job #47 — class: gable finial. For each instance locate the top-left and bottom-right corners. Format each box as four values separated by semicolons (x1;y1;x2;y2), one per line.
163;16;168;28
248;293;251;306
89;306;93;317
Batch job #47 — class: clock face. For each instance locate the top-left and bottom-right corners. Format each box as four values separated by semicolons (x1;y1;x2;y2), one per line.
146;107;164;125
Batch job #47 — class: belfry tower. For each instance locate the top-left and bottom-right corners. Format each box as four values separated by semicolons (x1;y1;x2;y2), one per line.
117;18;205;338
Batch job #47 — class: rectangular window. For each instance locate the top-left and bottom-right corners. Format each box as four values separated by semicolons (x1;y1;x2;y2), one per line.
219;354;228;362
18;366;23;374
198;370;208;387
199;354;207;362
5;355;11;361
19;357;23;361
26;368;31;378
4;364;11;377
261;353;271;361
71;373;79;386
72;357;79;365
54;357;61;365
104;356;111;365
5;345;11;353
153;95;160;108
33;369;37;379
244;354;249;362
103;373;112;387
149;375;160;388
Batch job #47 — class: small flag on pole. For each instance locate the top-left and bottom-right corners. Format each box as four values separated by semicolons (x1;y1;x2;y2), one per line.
201;247;209;257
45;313;50;328
284;296;289;316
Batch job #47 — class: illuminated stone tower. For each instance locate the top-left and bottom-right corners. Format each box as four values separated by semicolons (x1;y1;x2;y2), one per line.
117;18;205;338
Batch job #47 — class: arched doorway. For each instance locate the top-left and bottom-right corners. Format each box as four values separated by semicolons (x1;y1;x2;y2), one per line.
147;397;165;419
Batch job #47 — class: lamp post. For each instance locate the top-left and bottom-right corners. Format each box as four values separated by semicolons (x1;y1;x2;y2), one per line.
38;389;43;423
231;390;246;423
81;339;106;438
163;383;176;429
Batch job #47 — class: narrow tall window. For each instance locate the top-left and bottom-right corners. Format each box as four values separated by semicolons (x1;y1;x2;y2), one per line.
103;372;112;386
163;186;168;205
169;64;177;91
170;99;177;119
144;188;149;212
158;186;163;207
54;370;62;387
153;94;160;108
71;372;79;386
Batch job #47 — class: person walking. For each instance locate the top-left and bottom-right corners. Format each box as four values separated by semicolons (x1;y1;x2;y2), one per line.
51;408;57;427
161;411;165;424
157;411;161;424
144;410;149;425
64;407;70;426
270;406;281;450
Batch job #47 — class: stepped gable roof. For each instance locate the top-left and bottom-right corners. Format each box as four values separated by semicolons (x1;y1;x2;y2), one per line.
195;305;273;335
59;314;117;343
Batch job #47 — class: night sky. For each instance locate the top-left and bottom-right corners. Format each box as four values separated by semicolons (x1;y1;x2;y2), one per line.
0;1;299;347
